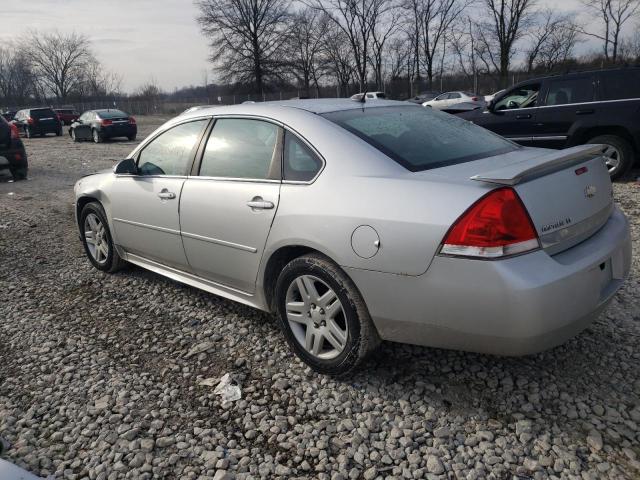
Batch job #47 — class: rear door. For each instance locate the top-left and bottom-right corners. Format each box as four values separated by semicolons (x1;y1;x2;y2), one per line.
110;118;209;270
533;74;597;149
179;117;282;293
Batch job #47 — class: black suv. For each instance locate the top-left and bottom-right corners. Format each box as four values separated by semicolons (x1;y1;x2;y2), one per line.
0;116;28;180
14;107;63;138
458;67;640;179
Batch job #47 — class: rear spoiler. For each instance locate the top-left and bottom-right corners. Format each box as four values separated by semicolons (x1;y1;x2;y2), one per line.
470;144;607;185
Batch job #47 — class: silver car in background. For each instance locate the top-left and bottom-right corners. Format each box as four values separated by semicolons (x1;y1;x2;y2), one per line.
74;99;632;375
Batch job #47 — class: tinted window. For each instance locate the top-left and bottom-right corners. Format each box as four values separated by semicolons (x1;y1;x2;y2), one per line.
376;92;386;99
495;84;540;110
30;108;56;118
434;93;448;101
545;77;594;105
199;119;279;179
283;132;322;181
138;120;207;176
322;106;517;172
97;109;127;119
600;70;640;100
450;92;461;99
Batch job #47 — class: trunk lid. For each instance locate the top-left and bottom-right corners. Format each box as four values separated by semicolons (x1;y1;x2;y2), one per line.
470;145;614;255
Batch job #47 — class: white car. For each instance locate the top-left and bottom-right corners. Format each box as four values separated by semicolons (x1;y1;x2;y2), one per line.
350;91;387;101
423;91;480;110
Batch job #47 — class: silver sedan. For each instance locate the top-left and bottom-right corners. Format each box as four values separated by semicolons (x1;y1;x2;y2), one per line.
74;99;632;375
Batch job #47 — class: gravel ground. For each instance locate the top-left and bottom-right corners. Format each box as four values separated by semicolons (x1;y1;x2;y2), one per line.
0;117;639;480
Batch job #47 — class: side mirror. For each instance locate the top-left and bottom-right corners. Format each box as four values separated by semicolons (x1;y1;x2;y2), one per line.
114;158;137;175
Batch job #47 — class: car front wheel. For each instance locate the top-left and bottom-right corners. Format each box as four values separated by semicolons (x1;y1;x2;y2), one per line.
92;129;102;143
80;202;126;272
275;253;380;375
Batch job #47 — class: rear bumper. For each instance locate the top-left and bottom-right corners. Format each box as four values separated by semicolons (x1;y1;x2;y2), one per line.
347;207;632;355
102;125;136;138
0;142;28;170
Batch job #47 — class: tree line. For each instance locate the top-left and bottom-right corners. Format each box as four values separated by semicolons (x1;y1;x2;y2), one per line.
196;0;640;97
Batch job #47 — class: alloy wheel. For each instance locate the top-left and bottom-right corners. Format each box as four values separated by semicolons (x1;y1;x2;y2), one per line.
285;275;348;360
603;144;621;173
84;213;109;264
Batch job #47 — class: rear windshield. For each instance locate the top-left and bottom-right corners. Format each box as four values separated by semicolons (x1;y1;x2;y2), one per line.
30;108;56;118
96;109;127;119
56;109;75;114
322;106;517;172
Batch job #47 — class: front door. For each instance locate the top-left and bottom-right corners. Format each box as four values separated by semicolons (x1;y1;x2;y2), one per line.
479;82;541;146
110;119;209;270
180;117;282;293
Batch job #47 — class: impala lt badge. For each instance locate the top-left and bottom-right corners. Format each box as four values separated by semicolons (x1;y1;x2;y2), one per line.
584;185;597;198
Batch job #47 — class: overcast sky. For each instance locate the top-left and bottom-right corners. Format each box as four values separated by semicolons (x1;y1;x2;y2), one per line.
0;0;621;93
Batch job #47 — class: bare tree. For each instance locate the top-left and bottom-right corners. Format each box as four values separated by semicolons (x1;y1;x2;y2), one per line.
618;27;640;60
525;10;578;72
369;6;401;89
306;0;397;91
82;58;123;97
196;0;291;93
0;44;34;105
578;0;640;62
26;31;94;100
412;0;468;89
288;8;328;97
451;18;486;92
322;23;356;96
478;0;537;88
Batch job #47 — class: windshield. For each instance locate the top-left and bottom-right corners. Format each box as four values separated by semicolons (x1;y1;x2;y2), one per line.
96;109;127;119
322;106;518;172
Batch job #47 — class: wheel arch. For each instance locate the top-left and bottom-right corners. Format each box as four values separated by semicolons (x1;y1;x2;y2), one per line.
570;125;637;154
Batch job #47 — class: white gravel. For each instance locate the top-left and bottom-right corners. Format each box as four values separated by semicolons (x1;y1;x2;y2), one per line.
1;118;639;479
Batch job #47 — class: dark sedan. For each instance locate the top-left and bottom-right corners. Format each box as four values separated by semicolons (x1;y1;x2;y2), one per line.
70;109;137;143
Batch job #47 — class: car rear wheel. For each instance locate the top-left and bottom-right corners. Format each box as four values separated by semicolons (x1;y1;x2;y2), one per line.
80;202;126;272
92;129;102;143
588;134;634;180
127;135;136;141
56;128;62;136
9;167;27;181
275;253;380;375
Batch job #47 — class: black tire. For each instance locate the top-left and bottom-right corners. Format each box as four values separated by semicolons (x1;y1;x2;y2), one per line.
56;128;62;136
92;129;103;143
275;253;380;375
71;129;79;142
127;135;136;141
588;134;634;181
79;202;126;273
9;167;27;180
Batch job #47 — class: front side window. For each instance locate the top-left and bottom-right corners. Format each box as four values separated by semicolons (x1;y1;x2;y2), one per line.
494;83;540;110
283;132;323;181
138;120;208;176
545;77;594;105
322;106;517;172
199;118;279;179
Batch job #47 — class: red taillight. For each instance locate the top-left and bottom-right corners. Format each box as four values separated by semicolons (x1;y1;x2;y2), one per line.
101;119;113;126
9;123;19;139
27;117;34;125
471;96;478;101
128;116;136;125
440;187;539;258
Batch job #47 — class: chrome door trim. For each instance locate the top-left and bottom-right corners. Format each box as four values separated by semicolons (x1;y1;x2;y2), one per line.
181;231;258;253
493;98;640;113
529;136;569;141
186;175;281;184
113;217;181;236
507;136;533;142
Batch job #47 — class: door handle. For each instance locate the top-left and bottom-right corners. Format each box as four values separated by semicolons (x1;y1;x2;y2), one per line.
515;114;532;119
247;197;274;210
576;109;594;115
157;190;176;200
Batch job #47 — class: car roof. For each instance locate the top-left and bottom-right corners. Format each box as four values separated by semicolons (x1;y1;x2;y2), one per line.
514;65;640;86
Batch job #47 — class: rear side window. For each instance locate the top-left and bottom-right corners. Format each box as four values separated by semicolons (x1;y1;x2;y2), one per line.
283;132;322;181
599;70;640;100
322;106;517;172
138;120;208;176
199;118;279;179
545;77;594;105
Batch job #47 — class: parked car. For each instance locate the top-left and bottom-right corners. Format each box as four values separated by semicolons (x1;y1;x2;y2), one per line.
0;115;28;179
1;111;16;122
423;91;481;109
54;108;80;125
350;91;387;101
73;99;631;375
13;107;62;138
440;101;484;114
458;67;640;179
405;92;440;104
69;109;137;143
